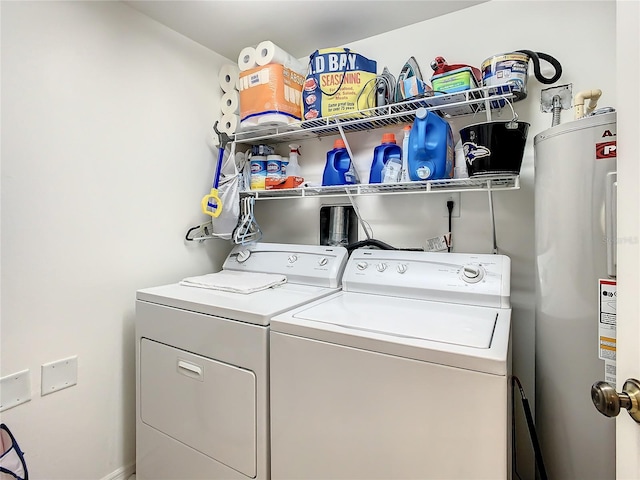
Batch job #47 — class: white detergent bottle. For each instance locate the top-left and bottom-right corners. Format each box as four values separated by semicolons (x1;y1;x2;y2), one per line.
400;125;411;182
287;144;302;178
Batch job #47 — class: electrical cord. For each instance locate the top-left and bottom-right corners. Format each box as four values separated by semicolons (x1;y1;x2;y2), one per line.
511;375;549;480
516;50;562;85
447;199;454;252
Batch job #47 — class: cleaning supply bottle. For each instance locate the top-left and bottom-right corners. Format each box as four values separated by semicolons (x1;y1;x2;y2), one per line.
368;133;403;184
322;139;358;186
400;125;411;182
407;107;454;181
286;144;302;178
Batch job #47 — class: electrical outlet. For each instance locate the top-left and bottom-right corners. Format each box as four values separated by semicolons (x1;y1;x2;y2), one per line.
443;192;461;218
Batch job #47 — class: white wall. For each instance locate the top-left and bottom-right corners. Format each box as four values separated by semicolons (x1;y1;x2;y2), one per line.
0;1;618;478
254;1;616;476
0;2;231;478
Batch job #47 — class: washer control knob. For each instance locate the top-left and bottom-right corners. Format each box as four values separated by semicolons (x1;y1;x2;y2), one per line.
376;263;387;272
461;264;485;283
397;264;408;274
318;257;328;266
236;250;251;263
288;255;298;264
356;261;368;271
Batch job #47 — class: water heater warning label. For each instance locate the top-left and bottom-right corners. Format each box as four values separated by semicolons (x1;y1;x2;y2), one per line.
598;279;617;365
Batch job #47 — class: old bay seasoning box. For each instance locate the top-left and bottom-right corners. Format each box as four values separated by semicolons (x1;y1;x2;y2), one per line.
302;48;377;121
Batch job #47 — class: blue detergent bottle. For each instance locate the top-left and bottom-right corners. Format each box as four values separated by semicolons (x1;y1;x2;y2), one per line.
407;108;454;181
369;133;403;184
322;139;359;186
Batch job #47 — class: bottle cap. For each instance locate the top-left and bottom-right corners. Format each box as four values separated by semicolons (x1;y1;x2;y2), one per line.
403;125;411;131
381;133;396;144
333;139;346;149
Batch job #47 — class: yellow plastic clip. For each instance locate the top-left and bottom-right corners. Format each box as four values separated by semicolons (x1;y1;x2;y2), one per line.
201;188;223;218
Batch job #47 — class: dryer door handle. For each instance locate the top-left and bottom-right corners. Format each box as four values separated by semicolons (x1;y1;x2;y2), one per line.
177;359;204;380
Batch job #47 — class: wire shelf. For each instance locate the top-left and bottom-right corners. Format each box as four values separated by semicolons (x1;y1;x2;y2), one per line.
241;174;520;200
233;84;516;145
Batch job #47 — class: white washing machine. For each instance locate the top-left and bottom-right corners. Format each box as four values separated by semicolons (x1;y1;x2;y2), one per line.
270;249;512;480
135;243;348;480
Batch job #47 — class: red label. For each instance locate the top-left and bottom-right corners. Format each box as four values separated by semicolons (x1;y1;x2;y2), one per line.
596;141;617;159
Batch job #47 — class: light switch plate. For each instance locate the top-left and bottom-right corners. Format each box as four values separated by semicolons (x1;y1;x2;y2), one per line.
41;356;77;396
1;370;31;411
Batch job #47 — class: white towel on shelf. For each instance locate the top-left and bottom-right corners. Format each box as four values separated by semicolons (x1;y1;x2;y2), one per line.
180;270;287;294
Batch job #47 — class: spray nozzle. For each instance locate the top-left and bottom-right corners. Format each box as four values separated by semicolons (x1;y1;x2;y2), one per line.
289;143;301;155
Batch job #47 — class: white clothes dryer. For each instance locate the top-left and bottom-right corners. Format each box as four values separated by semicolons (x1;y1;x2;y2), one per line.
270;249;512;480
135;243;348;480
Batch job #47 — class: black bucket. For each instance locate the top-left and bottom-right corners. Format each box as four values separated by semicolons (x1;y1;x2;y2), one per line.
460;121;529;176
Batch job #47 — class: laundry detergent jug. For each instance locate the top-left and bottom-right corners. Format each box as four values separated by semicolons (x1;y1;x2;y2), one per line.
407;108;454;181
369;133;402;184
322;139;359;186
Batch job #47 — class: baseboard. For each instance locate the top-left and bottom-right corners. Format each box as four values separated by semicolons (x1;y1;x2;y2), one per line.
100;463;135;480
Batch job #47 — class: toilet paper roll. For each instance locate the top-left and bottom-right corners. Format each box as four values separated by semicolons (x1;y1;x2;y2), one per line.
238;46;258;71
218;64;239;93
255;40;306;75
219;113;240;135
221;91;239;115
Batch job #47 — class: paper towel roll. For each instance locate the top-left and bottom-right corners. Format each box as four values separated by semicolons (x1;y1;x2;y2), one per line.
218;64;239;93
238;46;257;71
219;113;240;135
240;117;260;130
255;40;306;74
221;91;239;115
257;113;291;126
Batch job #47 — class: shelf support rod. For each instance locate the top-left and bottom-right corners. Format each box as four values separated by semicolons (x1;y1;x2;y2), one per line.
336;122;361;185
487;180;498;254
484;89;492;123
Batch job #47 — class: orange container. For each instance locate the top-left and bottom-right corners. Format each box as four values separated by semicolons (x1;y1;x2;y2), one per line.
239;64;304;124
265;176;305;190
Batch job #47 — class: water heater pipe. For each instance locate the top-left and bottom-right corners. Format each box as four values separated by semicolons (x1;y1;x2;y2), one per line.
574;89;602;119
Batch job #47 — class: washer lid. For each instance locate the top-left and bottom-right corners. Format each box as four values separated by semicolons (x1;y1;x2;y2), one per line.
271;292;511;375
291;293;497;348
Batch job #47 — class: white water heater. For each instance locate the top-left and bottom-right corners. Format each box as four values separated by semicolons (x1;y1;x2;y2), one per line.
534;111;617;480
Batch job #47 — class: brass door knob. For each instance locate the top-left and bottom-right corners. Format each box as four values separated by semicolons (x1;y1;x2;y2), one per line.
591;378;640;423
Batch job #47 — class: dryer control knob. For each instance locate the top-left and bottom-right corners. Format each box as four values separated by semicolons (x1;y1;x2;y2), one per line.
237;250;251;263
461;264;485;283
318;257;328;266
288;255;298;264
376;263;387;272
397;264;408;274
356;261;368;271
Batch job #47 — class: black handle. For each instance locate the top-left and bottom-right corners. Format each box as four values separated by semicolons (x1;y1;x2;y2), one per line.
516;50;563;85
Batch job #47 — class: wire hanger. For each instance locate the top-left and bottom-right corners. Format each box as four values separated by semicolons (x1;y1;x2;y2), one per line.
232;196;262;245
